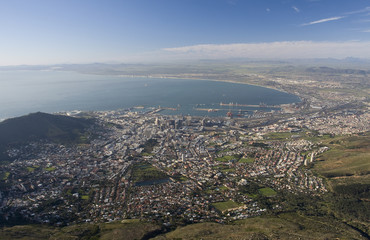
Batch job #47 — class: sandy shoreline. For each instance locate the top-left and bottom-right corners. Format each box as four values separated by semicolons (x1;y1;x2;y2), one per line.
115;74;290;94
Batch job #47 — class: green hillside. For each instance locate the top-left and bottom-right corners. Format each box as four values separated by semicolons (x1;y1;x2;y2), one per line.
313;132;370;236
0;220;161;240
0;112;94;163
154;213;366;240
1;213;367;240
315;132;370;179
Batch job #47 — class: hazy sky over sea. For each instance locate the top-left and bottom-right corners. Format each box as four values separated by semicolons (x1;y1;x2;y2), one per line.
1;0;370;65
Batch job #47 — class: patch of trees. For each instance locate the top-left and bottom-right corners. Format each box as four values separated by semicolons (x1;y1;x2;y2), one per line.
140;138;159;154
251;142;269;148
238;181;261;196
334;184;370;198
328;183;370;223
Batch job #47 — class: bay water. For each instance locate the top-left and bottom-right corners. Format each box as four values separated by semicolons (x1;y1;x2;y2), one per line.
0;70;300;120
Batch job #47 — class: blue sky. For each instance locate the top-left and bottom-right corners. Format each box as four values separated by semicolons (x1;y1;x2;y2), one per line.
1;0;370;65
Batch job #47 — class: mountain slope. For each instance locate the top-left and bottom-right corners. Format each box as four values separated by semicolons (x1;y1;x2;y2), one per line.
0;112;94;162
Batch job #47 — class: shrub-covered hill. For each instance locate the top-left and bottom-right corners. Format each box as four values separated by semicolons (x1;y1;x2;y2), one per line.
0;220;161;240
154;213;368;240
0;213;367;240
0;112;94;162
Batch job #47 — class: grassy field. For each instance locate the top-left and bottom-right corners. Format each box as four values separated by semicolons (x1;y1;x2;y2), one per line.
215;155;240;162
1;171;10;180
44;167;56;171
131;162;168;183
314;133;370;180
26;167;36;173
213;164;235;173
212;200;243;213
141;152;154;156
238;157;254;163
221;168;235;173
81;195;89;200
259;187;277;197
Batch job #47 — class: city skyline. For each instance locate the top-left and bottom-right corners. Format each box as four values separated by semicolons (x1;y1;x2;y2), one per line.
1;0;370;65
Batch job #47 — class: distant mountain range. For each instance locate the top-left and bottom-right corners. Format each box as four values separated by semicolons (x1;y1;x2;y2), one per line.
0;112;94;163
305;66;369;75
1;58;370;74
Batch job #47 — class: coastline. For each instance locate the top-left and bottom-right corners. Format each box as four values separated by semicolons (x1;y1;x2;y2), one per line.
114;74;291;95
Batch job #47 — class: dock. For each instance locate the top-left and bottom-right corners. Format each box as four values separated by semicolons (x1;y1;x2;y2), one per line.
220;102;275;108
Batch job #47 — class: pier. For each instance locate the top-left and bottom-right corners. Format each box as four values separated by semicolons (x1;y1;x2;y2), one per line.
220;102;275;108
148;107;178;114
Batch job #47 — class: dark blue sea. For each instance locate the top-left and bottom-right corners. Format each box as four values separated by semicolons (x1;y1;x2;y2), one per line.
0;70;300;120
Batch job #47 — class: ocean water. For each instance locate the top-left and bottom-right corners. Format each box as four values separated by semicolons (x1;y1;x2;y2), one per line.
0;70;300;120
